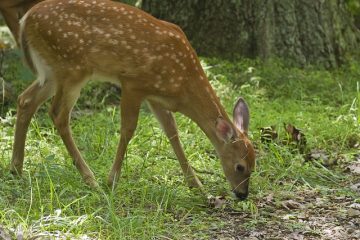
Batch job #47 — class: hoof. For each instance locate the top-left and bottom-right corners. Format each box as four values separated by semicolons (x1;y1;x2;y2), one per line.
87;179;100;189
83;174;99;189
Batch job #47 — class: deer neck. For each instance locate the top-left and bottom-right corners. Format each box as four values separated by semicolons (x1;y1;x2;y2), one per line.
181;73;231;152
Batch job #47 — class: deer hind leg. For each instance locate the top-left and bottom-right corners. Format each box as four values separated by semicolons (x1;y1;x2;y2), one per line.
48;74;98;188
108;91;143;188
147;101;203;188
11;80;56;175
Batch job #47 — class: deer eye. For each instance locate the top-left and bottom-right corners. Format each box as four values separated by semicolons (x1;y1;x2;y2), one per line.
236;164;245;172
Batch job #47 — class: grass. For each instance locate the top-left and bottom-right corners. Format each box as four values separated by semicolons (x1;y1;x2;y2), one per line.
0;52;359;239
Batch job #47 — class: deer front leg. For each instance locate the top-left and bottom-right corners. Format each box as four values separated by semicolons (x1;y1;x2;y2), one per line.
49;80;98;188
11;80;55;175
107;92;143;188
147;101;203;188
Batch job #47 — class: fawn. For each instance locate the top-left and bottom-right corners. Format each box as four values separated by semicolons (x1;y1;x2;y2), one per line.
9;0;255;199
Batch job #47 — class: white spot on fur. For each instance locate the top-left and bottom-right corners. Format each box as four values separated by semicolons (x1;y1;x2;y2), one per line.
93;27;104;34
109;39;119;45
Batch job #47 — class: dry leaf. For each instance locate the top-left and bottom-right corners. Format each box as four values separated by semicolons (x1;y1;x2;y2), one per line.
347;160;360;175
288;232;305;240
208;196;226;209
284;123;307;153
281;200;305;210
260;126;278;143
350;182;360;193
347;208;360;217
305;149;338;166
349;203;360;210
306;150;329;161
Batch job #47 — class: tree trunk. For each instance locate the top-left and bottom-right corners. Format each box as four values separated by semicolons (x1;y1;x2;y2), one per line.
141;0;360;68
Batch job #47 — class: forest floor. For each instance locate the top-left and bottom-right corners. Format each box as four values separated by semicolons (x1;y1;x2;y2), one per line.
0;43;359;239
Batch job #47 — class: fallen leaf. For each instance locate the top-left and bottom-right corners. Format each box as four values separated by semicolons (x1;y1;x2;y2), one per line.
208;196;226;209
249;230;266;237
349;203;360;210
284;123;307;153
260;126;278;143
347;160;360;175
305;149;338;167
323;226;347;239
305;149;328;161
281;200;305;210
350;182;360;193
347;208;360;217
288;232;305;240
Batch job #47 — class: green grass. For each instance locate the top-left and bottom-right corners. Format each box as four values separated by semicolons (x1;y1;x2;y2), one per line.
0;55;359;239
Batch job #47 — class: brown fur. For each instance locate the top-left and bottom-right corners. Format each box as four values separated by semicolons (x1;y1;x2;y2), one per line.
10;0;255;198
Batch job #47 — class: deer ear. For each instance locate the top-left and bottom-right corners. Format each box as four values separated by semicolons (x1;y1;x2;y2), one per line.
215;117;235;143
233;97;250;134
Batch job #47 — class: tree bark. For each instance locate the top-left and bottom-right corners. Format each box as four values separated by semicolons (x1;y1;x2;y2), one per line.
142;0;360;68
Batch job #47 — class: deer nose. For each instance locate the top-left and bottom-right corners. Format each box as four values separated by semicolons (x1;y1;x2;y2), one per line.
234;191;248;200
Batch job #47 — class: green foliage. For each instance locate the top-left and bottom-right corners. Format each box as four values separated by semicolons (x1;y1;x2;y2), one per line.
347;0;360;16
205;58;360;106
